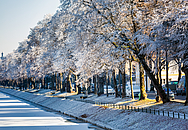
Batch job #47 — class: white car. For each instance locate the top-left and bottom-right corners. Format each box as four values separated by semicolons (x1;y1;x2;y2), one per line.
133;85;140;97
119;84;131;97
104;85;115;94
163;88;175;100
125;84;131;97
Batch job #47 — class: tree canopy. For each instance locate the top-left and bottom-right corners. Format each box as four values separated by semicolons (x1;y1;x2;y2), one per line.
0;0;187;103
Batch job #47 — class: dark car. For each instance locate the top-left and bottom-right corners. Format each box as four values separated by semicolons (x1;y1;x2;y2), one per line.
168;81;178;92
90;83;95;93
163;88;175;100
162;81;178;93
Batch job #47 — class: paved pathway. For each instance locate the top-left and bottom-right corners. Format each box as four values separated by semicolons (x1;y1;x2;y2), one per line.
0;92;97;130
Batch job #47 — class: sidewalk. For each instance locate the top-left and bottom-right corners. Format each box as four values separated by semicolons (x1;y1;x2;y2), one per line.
172;99;186;104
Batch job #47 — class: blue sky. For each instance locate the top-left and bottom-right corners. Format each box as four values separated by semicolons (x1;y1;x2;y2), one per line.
0;0;60;56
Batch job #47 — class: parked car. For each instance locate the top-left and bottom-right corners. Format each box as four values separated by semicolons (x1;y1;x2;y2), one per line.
168;81;178;92
163;87;175;100
90;83;95;93
162;81;178;94
125;84;131;97
176;76;186;96
118;84;131;97
104;85;115;95
126;82;141;97
133;85;140;97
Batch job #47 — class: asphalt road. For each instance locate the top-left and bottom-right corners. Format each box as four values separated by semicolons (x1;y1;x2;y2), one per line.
147;92;186;101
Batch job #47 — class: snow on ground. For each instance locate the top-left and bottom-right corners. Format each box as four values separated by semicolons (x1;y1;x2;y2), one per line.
1;87;188;130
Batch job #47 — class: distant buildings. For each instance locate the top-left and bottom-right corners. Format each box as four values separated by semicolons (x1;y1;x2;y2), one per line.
124;60;184;91
161;60;185;84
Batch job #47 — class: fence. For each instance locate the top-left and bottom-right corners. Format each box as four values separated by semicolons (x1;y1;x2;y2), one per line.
73;98;187;120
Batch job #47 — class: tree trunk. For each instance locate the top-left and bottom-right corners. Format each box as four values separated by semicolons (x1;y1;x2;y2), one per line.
178;59;182;83
156;49;160;84
42;77;45;89
182;53;188;106
99;76;104;94
122;69;126;98
183;70;188;106
112;70;118;98
39;78;41;90
106;71;109;97
156;50;161;101
130;60;134;100
75;74;78;93
31;77;35;89
59;73;63;92
166;50;169;99
159;51;162;86
55;72;58;91
22;77;24;90
68;71;72;92
45;77;48;89
119;69;121;97
27;77;29;89
12;79;15;89
139;63;147;100
43;77;46;89
57;73;60;91
62;73;66;92
137;54;169;103
94;75;97;95
52;73;55;90
97;75;100;95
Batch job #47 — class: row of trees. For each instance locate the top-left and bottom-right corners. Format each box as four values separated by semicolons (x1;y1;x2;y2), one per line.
0;0;187;104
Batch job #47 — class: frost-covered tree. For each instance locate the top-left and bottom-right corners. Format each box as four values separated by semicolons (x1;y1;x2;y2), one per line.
60;0;168;101
144;0;188;103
